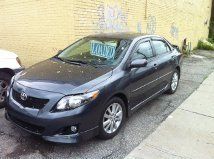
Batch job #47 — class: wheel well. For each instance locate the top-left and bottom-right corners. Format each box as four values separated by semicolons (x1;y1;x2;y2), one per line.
0;68;15;77
175;66;180;78
112;93;129;117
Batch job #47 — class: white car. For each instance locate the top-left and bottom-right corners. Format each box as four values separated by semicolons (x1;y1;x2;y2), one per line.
0;49;24;108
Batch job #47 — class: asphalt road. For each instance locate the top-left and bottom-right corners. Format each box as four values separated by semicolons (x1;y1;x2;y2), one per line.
0;50;214;159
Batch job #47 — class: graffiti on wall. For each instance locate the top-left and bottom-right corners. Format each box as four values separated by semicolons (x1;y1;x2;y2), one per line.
170;23;179;39
96;4;105;31
96;4;128;32
146;15;156;34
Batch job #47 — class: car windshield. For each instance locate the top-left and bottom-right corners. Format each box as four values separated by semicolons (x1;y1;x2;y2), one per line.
57;37;131;66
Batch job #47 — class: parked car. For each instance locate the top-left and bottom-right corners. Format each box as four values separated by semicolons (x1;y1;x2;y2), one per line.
0;49;24;108
5;33;182;143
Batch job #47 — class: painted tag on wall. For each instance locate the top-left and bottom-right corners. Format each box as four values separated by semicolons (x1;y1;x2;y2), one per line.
90;41;116;59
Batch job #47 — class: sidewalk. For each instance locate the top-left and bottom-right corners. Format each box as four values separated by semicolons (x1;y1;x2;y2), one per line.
125;72;214;159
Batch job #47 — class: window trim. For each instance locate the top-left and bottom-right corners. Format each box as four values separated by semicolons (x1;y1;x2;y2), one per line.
151;38;172;56
129;39;155;62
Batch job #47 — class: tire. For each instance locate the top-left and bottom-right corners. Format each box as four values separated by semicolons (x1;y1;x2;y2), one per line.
0;72;12;108
98;97;126;140
166;70;180;94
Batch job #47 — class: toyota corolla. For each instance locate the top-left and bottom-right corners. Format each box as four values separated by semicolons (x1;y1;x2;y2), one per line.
5;33;182;143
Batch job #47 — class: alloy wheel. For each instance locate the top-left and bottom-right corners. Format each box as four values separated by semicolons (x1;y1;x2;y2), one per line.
0;80;8;103
171;72;179;91
103;103;123;134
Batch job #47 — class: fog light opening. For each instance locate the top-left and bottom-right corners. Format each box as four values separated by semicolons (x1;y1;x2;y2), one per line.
70;126;78;133
60;125;79;135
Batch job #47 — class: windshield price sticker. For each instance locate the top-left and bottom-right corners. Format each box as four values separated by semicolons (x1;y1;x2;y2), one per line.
90;41;116;59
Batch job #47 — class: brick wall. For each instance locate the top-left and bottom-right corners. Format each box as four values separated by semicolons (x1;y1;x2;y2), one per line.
0;0;212;66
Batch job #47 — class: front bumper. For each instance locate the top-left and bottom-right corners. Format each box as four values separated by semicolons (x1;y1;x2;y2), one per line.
5;110;98;143
5;80;105;143
42;126;98;143
5;85;102;143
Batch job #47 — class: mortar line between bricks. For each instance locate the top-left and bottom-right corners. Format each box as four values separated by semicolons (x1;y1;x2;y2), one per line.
178;108;214;119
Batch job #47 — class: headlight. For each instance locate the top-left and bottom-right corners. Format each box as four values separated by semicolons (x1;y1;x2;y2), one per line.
55;90;99;111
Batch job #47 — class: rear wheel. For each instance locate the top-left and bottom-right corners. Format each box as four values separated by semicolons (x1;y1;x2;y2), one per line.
98;97;126;139
166;70;179;94
0;72;12;108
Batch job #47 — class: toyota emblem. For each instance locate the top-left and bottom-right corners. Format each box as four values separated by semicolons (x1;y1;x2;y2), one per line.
20;92;27;101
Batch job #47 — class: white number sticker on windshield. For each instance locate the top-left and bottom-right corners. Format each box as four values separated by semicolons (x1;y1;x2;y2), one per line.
90;41;116;59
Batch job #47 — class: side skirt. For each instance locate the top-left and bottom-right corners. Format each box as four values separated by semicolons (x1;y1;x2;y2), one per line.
129;85;169;115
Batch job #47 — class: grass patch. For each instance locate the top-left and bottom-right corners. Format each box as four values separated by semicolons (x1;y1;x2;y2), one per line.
197;39;214;50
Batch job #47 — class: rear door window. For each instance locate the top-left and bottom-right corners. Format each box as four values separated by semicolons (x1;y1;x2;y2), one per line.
152;40;171;55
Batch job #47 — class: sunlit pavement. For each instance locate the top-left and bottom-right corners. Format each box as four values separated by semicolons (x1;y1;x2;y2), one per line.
126;71;214;159
0;50;214;159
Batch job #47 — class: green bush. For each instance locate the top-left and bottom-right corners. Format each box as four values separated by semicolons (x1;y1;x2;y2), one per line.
208;38;214;44
209;20;214;39
197;39;214;50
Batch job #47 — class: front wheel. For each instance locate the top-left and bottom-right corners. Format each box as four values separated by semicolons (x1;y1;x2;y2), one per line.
98;97;126;139
0;72;12;108
166;70;179;94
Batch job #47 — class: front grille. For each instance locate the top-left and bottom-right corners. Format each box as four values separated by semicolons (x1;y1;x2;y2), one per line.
8;113;44;135
12;89;49;109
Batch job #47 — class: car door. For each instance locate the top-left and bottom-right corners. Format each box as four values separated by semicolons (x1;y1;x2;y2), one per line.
128;39;160;110
151;38;174;90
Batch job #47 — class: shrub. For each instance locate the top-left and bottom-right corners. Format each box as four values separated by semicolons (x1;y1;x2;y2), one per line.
209;20;214;40
197;39;214;50
208;38;214;44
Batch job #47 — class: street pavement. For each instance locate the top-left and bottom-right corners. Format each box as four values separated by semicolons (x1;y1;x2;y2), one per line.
125;71;214;159
0;50;214;159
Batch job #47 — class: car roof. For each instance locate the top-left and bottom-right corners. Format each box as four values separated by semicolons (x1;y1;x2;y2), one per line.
87;32;149;40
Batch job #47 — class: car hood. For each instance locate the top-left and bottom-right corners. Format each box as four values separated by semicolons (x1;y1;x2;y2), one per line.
0;49;18;58
15;58;113;95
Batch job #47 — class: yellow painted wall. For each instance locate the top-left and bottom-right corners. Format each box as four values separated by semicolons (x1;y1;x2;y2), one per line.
0;0;212;67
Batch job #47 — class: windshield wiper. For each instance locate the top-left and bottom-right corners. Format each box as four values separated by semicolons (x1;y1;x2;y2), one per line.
68;59;99;68
55;57;82;66
67;59;88;65
56;57;98;68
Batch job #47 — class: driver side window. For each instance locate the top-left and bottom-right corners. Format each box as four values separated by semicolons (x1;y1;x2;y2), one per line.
132;41;153;60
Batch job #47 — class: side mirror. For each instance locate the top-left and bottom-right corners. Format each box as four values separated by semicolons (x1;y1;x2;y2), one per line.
129;59;148;68
172;45;180;52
